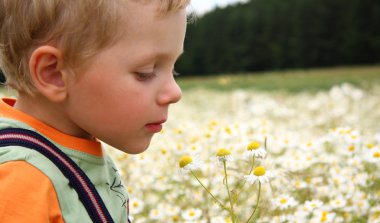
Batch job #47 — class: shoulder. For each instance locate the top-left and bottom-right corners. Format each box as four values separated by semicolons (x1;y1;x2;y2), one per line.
0;160;52;184
0;161;64;223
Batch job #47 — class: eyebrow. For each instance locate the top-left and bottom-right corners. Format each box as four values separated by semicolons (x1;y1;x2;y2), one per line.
155;49;184;62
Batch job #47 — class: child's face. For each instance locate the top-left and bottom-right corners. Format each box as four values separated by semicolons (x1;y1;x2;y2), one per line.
64;1;186;153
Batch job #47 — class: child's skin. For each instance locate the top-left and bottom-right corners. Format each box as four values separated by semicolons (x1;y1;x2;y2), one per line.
13;0;185;154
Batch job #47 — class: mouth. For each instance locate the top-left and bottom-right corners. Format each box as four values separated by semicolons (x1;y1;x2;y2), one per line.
145;119;166;133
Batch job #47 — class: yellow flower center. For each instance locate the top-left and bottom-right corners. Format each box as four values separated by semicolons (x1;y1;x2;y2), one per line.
348;145;355;152
253;166;266;176
225;127;232;135
189;211;195;217
320;211;328;222
225;218;232;223
280;198;288;204
209;120;218;126
373;152;380;158
247;141;261;151
179;156;193;168
366;143;375;149
216;148;231;157
175;128;183;134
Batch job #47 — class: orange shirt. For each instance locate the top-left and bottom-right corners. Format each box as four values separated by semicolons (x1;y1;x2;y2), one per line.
0;98;103;223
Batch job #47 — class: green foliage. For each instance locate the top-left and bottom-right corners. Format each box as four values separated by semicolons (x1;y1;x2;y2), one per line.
176;65;380;92
177;0;380;75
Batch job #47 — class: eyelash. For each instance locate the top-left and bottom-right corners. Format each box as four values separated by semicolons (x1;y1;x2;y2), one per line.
135;72;156;81
136;69;180;81
173;69;180;77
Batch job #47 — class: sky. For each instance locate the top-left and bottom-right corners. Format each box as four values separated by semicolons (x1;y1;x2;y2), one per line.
189;0;249;15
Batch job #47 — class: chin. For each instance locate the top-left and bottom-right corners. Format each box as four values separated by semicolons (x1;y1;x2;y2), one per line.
115;142;151;154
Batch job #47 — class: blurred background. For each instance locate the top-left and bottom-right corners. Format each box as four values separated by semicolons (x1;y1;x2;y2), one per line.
1;1;380;222
177;0;380;76
0;0;379;84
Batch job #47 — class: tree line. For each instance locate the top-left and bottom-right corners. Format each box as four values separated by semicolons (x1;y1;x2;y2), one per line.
176;0;380;75
1;0;379;80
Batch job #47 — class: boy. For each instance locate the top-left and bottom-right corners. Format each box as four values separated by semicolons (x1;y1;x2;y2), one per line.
0;0;189;222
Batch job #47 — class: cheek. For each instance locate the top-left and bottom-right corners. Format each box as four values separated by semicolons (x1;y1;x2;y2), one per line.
80;89;149;125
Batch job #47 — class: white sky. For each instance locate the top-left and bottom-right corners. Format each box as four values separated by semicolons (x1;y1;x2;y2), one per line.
189;0;249;15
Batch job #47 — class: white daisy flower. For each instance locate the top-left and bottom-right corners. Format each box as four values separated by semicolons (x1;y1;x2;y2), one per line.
292;180;308;189
210;216;232;223
244;141;267;158
310;210;336;223
244;166;273;184
375;133;380;144
129;197;145;215
178;155;203;173
149;208;165;221
274;194;298;210
216;148;233;163
329;196;347;209
181;208;202;221
369;206;380;223
304;199;324;211
365;147;380;163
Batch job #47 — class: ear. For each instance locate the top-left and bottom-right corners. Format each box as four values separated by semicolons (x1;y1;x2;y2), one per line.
29;46;68;102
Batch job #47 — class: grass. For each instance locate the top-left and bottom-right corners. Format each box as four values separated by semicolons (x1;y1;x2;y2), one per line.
1;65;379;94
176;65;380;92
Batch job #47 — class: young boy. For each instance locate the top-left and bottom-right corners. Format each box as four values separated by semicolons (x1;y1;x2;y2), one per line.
0;0;189;222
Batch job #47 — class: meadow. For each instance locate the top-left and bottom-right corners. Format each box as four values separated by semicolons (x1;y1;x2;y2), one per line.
107;65;380;223
1;65;379;222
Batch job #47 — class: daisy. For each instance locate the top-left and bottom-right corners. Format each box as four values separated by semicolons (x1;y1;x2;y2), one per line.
181;208;202;221
129;197;145;215
304;199;324;211
329;196;347;209
210;216;232;223
365;147;380;163
310;210;336;223
216;148;233;163
244;141;267;158
375;133;380;144
149;208;165;221
244;166;273;184
369;206;380;223
178;155;203;173
274;194;298;210
292;180;308;189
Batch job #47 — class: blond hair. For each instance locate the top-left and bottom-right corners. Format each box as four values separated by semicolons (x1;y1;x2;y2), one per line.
0;0;190;94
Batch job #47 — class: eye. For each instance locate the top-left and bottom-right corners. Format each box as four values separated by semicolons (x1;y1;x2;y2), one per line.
135;72;156;81
173;69;180;77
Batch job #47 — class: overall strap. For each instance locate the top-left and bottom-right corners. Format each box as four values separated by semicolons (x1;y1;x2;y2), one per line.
0;128;115;223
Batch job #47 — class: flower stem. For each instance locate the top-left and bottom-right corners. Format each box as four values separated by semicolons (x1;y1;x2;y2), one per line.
190;170;227;210
248;156;255;175
246;182;261;223
236;156;255;199
223;161;235;223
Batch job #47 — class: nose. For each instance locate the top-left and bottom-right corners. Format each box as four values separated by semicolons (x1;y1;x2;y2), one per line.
157;76;182;105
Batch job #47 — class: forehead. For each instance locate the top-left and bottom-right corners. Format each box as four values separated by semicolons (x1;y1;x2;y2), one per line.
121;0;187;38
96;1;186;62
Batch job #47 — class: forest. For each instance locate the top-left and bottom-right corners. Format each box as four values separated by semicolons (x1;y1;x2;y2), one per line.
1;0;379;80
176;0;380;75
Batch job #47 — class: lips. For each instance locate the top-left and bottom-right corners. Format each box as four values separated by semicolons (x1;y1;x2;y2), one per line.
145;120;166;133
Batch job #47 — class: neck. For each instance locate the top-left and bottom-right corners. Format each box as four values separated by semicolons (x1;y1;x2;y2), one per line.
14;93;93;140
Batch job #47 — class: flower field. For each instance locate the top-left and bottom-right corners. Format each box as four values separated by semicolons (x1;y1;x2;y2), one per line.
108;69;380;223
